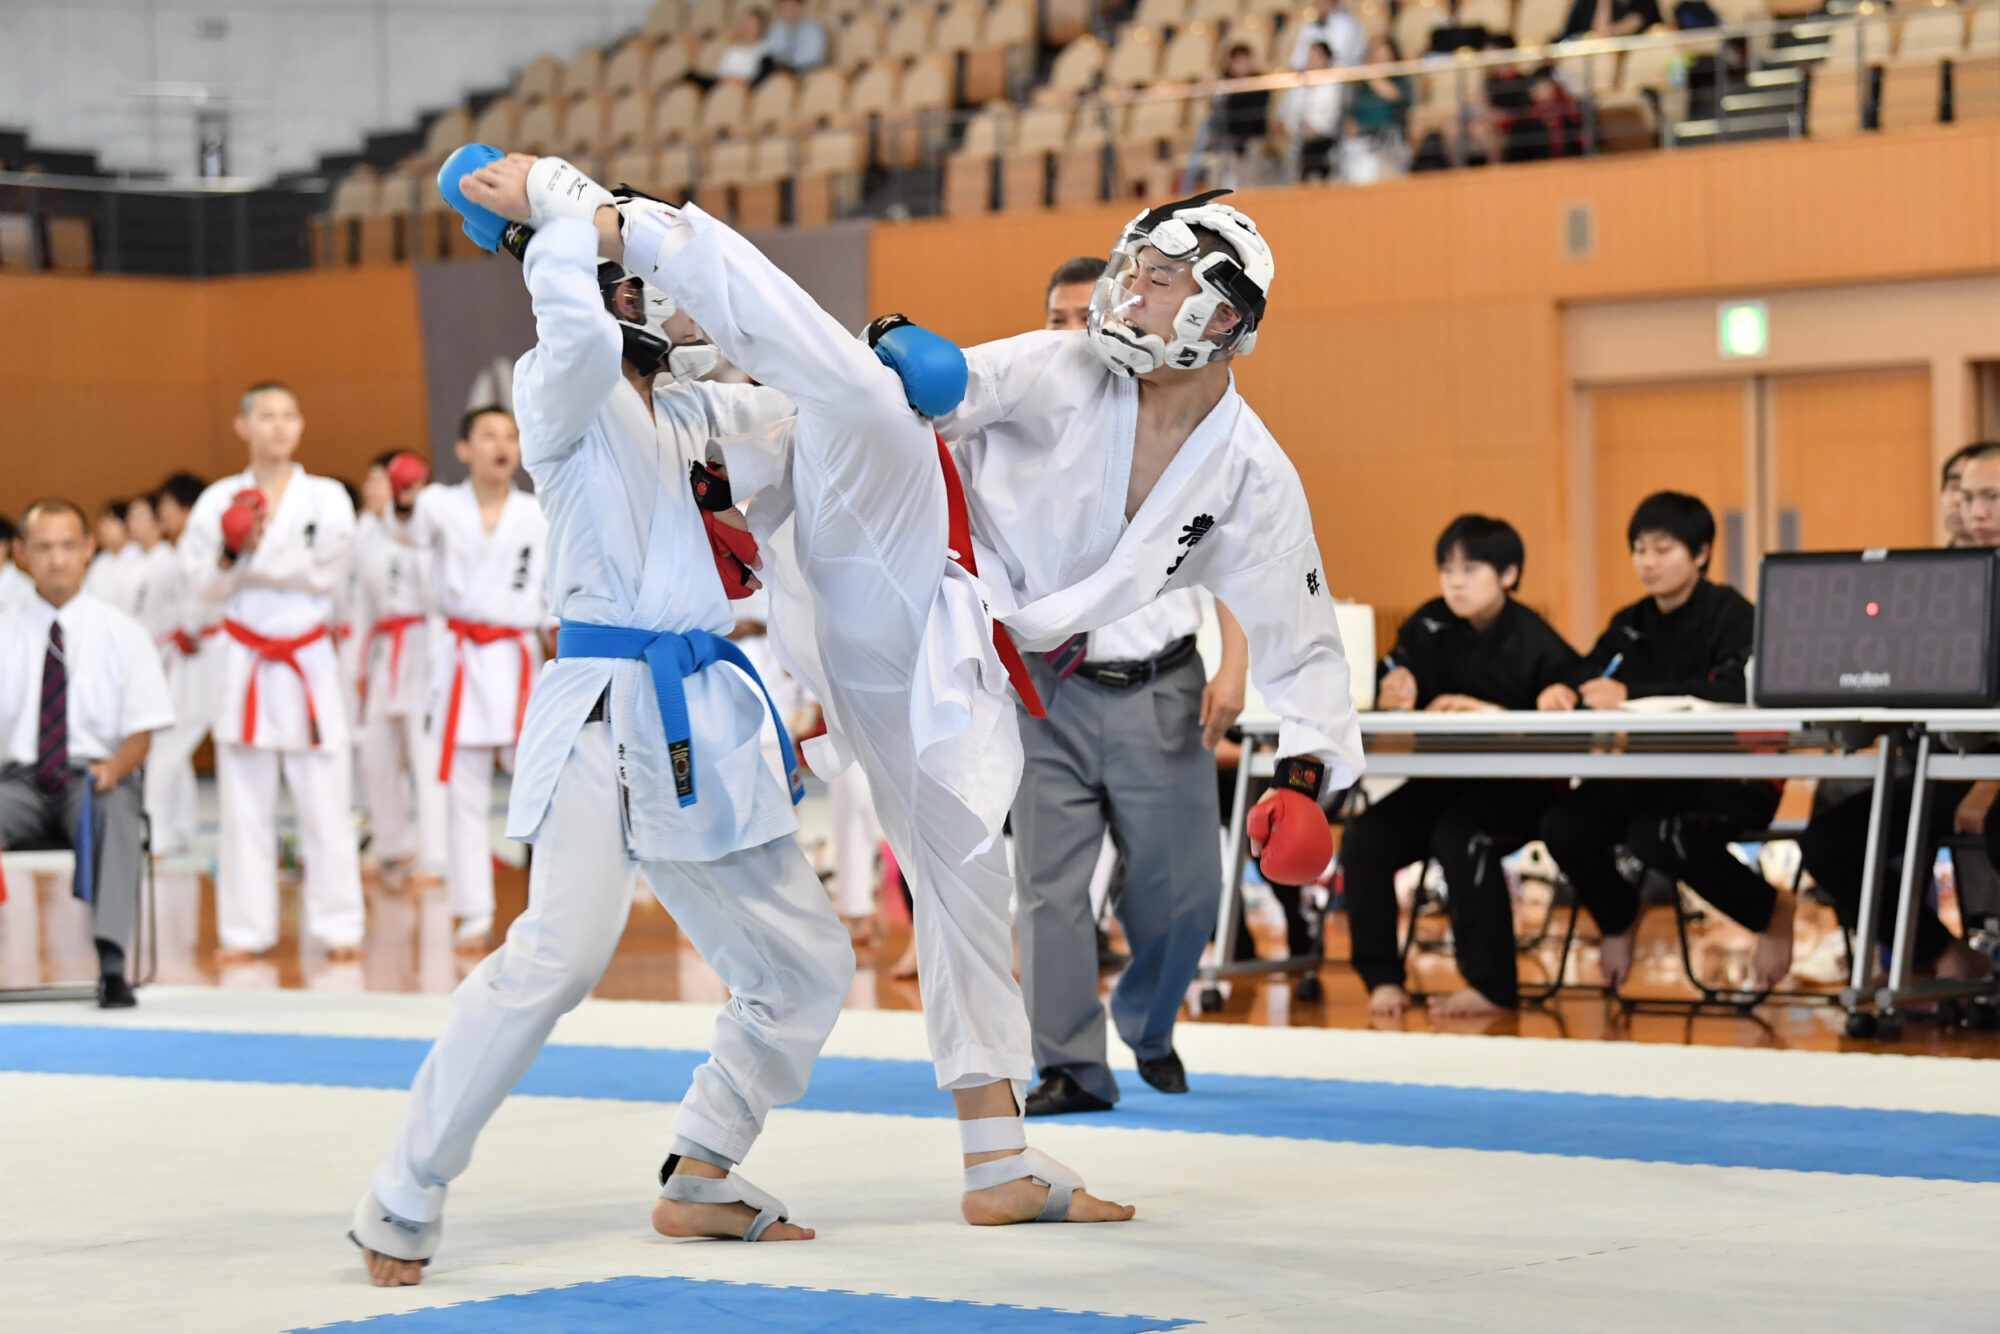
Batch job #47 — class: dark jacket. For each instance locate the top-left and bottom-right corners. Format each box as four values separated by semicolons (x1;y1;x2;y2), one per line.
1561;579;1753;702
1381;597;1581;711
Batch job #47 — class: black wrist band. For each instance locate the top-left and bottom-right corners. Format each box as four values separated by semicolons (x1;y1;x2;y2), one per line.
1271;755;1325;800
499;220;535;262
690;460;733;511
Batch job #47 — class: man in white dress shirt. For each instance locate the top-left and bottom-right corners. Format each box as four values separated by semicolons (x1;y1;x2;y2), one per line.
0;499;175;1006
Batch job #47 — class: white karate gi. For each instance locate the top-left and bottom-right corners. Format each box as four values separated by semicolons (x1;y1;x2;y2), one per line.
0;560;31;614
402;482;549;927
130;541;193;850
84;544;143;616
938;329;1366;799
352;510;446;877
369;216;851;1229
624;204;1033;1090
145;536;222;855
182;465;364;953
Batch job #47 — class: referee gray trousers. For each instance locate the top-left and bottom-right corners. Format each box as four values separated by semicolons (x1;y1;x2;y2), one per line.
0;762;144;970
1011;648;1222;1104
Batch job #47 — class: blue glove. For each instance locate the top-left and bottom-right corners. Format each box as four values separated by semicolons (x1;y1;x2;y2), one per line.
436;143;510;253
866;315;967;419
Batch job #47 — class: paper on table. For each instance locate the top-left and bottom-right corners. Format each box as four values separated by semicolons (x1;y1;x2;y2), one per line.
1618;695;1739;713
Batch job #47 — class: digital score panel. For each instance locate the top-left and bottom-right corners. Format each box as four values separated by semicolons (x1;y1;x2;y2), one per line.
1755;549;2000;707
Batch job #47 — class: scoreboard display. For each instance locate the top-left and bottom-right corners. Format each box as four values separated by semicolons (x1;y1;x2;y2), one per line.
1754;549;2000;708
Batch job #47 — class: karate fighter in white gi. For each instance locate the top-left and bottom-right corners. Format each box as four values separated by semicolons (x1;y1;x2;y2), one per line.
383;410;548;951
466;151;1134;1225
939;190;1365;904
148;473;217;856
352;452;446;896
350;150;854;1285
182;384;365;960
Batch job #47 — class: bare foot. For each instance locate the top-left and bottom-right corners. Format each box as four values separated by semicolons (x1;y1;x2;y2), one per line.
1596;924;1638;990
1368;984;1410;1016
1934;938;1994;982
1750;893;1796;991
214;946;264;965
889;941;918;980
652;1159;815;1242
325;944;363;963
1427;986;1507;1017
960;1153;1135;1226
360;1247;423;1287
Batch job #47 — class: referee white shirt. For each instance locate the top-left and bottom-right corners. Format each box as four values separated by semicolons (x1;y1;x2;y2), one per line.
1082;588;1207;664
0;592;175;767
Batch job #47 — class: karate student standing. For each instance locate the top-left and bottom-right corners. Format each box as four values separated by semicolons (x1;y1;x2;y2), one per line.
127;495;188;846
148;473;216;856
352;452;446;895
391;408;548;951
352;156;853;1285
181;383;363;961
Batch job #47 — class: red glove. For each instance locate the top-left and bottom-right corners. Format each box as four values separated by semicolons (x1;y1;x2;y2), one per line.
1248;790;1332;887
386;452;428;494
703;510;762;600
221;488;266;557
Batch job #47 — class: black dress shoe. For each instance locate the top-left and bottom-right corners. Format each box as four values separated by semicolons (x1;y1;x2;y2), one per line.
1135;1050;1188;1094
96;974;137;1009
1024;1069;1114;1117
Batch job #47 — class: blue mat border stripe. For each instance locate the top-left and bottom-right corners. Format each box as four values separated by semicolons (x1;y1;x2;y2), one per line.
5;1023;1999;1183
288;1275;1196;1332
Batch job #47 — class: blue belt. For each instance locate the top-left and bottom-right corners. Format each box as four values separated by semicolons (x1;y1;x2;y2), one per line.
556;620;803;808
73;778;95;905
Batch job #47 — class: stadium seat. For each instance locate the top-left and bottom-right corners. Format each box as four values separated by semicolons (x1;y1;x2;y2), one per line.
1045;0;1095;45
1973;8;2000;51
985;0;1039;52
561;95;613;156
1163;22;1222;82
1105;27;1167;87
884;55;955;166
604;147;661;194
1876;56;1944;127
517;99;561;153
472;98;522;147
886;6;938;62
1897;4;1966;59
1355;0;1391;40
699;79;754;141
1230;14;1281;71
1516;0;1574;44
847;59;903;126
694;35;731;79
748;71;800;133
1617;32;1687;93
644;0;686;37
1001;102;1072;210
1808;63;1867;137
563;48;607;101
651;38;694;90
1046;36;1110;98
837;15;888;72
1134;0;1191;34
1455;0;1514;40
331;167;379;223
606;90;654;150
935;0;985;55
1189;0;1243;26
1823;10;1895;66
1394;0;1451;58
656;142;699;194
688;0;733;38
793;66;852;129
794;126;867;223
422;108;474;159
825;0;871;21
516;54;565;103
656;82;705;141
605;38;655;98
1954;53;2000;120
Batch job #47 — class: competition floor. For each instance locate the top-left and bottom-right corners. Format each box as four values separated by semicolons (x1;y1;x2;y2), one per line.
6;781;2000;1331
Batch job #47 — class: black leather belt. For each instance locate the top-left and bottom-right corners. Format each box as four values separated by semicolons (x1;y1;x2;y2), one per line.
1073;635;1199;690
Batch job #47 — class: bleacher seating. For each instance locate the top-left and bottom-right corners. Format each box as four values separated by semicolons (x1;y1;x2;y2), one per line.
312;0;2000;259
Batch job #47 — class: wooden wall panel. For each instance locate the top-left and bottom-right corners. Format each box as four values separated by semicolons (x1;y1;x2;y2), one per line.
0;267;426;524
1771;368;1935;554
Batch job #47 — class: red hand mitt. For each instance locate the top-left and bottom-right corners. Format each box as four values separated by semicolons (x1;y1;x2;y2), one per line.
703;510;762;599
1248;789;1333;887
386;453;428;494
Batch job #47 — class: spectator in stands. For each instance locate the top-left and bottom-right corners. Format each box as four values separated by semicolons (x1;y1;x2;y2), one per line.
1289;0;1367;71
1188;43;1273;189
765;0;829;75
1342;516;1581;1018
1536;492;1790;991
1562;0;1662;39
0;513;28;613
1045;256;1103;331
0;498;175;1008
1940;440;1993;547
717;7;776;84
1339;36;1414;181
1798;442;2000;989
1278;42;1345;181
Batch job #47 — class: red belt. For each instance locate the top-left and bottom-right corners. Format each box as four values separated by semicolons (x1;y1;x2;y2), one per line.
936;434;1045;720
437;618;533;782
166;624;219;656
223;620;327;746
359;613;425;708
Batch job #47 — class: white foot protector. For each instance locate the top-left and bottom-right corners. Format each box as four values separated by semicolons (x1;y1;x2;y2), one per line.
959;1115;1083;1222
658;1159;790;1241
348;1189;441;1266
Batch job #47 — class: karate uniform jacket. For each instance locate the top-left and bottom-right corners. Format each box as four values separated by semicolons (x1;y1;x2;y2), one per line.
352;510;434;720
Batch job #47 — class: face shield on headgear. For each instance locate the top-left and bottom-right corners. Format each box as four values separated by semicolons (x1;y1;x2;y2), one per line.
1087;189;1274;377
595;261;722;383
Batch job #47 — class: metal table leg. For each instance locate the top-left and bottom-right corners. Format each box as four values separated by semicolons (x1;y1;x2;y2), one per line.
1840;732;1901;1016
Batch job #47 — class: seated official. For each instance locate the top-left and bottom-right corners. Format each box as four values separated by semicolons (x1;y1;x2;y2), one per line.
1800;445;2000;984
0;499;175;1007
1535;492;1787;990
1341;514;1581;1018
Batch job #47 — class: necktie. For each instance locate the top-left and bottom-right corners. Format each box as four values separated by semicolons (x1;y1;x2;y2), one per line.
36;620;68;794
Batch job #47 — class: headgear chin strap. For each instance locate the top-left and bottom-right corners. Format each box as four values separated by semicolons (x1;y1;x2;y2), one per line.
1087;188;1274;377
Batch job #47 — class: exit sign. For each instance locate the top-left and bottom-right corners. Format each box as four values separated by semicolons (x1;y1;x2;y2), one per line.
1718;300;1769;359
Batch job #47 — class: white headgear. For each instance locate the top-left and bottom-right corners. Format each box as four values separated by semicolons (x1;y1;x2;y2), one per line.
596;261;721;383
1086;189;1274;377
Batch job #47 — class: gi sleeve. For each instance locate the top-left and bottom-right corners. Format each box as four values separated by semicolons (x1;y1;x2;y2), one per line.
514;217;624;468
115;612;176;737
932;330;1073;445
1205;533;1365;801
